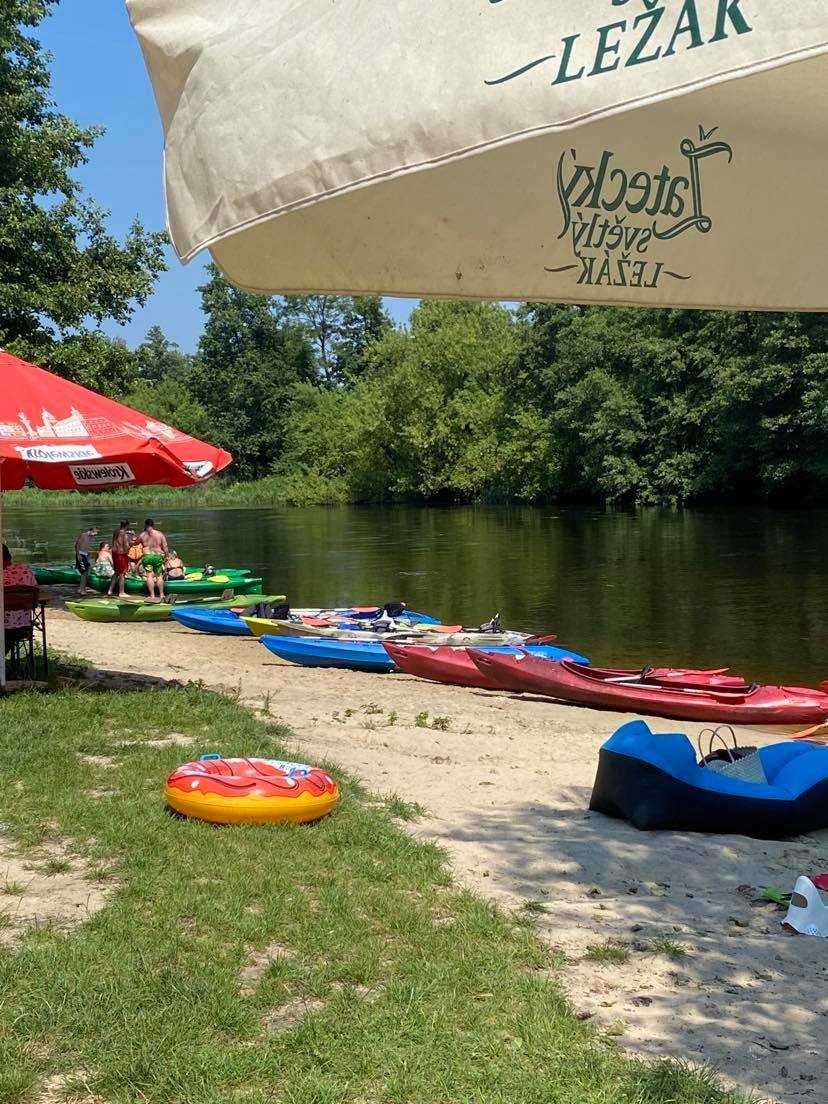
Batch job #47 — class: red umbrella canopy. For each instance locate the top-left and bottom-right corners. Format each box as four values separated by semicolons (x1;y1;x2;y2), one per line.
0;350;231;490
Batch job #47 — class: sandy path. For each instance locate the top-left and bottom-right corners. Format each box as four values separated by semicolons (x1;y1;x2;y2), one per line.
46;611;828;1103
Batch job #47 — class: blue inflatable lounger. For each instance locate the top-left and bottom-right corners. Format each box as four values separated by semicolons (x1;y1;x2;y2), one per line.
589;719;828;840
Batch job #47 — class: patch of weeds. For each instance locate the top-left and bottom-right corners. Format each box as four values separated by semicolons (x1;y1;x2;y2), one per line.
0;911;11;929
585;940;630;964
431;716;451;731
362;703;383;716
649;935;689;959
386;711;398;727
521;900;549;915
2;880;25;896
363;720;380;732
415;711;429;728
86;867;116;883
385;795;427;821
42;858;72;876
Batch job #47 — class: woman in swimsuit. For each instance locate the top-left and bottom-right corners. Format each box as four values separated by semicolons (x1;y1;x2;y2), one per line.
164;551;185;580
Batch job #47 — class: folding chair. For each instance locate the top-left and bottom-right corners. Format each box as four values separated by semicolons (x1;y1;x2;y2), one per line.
3;585;38;680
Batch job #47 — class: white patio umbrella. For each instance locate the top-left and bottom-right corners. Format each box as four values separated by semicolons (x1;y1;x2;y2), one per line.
127;1;828;310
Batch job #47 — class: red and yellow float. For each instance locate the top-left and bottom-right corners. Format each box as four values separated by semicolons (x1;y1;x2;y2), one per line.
165;756;339;825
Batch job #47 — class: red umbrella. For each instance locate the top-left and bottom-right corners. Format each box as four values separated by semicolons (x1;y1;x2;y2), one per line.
0;349;232;685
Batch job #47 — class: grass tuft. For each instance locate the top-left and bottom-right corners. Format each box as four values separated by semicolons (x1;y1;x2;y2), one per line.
384;795;427;822
649;935;690;959
585;940;630;964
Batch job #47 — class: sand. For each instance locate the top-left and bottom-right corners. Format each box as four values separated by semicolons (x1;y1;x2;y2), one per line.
42;610;828;1103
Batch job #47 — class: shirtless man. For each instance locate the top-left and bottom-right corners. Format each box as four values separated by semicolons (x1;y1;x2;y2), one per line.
138;518;169;600
73;526;99;594
108;520;131;598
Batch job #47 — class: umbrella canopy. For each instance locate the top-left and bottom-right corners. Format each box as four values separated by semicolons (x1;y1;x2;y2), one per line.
0;349;232;687
127;1;828;310
0;350;231;489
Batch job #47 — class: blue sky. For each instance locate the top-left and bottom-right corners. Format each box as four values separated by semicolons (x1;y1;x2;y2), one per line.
41;2;415;353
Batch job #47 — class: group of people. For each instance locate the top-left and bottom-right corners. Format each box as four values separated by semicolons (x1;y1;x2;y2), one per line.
74;519;185;600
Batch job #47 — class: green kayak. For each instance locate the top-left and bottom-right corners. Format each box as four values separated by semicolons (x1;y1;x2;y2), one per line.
35;564;254;591
33;565;82;585
88;573;263;597
66;593;285;624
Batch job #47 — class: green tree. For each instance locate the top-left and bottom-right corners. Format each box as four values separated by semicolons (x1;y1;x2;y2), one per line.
133;325;193;383
283;294;391;385
123;375;216;443
336;296;393;382
193;266;315;479
0;0;166;384
280;300;517;501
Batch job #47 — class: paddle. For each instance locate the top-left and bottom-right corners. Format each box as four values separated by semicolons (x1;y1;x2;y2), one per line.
790;721;828;744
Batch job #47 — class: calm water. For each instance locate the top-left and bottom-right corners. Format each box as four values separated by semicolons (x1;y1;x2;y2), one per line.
4;504;826;686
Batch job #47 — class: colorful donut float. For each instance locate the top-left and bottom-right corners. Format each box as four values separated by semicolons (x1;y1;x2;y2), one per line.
165;756;339;825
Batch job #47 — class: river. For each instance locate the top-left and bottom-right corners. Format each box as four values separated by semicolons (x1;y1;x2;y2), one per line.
4;503;826;687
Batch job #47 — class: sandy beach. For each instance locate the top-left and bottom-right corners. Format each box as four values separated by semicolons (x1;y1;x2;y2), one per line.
45;609;828;1104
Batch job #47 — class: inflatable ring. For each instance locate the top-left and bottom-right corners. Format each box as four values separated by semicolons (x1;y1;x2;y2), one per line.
165;756;339;825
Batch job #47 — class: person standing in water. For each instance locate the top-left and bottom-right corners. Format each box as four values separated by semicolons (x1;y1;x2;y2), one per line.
108;520;131;598
138;518;169;601
73;526;99;594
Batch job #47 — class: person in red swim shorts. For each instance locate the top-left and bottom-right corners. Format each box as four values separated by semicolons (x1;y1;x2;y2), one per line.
108;519;132;598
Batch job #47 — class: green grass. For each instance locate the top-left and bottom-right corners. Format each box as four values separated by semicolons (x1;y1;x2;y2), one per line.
585;940;631;964
0;685;748;1104
649;935;690;960
520;900;550;916
4;472;349;510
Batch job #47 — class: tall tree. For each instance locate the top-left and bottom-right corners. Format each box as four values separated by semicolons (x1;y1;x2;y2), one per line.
133;325;193;383
0;0;166;386
283;294;391;385
193;266;315;479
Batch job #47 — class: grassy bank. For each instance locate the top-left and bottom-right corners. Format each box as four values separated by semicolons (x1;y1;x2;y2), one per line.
3;471;350;511
0;683;746;1104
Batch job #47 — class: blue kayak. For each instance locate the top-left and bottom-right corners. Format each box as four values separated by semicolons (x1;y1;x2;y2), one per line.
171;606;440;637
171;608;252;636
259;636;583;674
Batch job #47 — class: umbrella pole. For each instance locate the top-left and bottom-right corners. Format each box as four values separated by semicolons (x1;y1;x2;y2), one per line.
0;461;5;691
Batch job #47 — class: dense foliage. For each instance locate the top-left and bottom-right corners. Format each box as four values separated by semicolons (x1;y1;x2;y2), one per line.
109;295;828;507
2;3;827;506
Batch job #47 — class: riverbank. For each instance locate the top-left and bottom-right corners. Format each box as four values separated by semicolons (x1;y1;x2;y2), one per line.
40;610;828;1103
2;471;348;510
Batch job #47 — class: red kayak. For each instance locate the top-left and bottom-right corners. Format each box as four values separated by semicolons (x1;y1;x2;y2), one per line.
384;643;501;689
467;652;828;725
387;643;747;694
